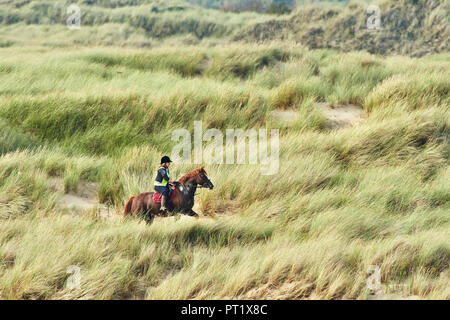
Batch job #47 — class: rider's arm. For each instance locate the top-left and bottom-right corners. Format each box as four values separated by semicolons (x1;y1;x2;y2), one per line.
159;168;170;183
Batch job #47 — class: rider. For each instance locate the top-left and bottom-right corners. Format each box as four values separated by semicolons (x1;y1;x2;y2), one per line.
154;156;174;212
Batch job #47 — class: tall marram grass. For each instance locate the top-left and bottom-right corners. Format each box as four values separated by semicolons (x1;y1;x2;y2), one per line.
0;44;448;299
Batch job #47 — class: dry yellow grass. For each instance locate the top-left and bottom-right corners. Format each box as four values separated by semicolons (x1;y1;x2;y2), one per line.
0;43;448;299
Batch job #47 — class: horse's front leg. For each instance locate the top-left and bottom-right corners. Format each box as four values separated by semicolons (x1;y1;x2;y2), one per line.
188;209;199;218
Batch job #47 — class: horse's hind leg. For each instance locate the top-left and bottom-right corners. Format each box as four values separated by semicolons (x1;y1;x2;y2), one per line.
143;194;156;225
143;211;154;225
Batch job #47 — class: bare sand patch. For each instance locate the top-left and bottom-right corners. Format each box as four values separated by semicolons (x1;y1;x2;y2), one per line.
53;179;113;218
316;103;367;128
272;103;367;128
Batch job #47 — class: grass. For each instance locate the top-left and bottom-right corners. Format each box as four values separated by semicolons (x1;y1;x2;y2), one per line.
0;38;448;299
1;0;447;57
235;0;449;57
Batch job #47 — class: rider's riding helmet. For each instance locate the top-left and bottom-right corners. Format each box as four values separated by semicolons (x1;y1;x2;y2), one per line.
161;156;173;164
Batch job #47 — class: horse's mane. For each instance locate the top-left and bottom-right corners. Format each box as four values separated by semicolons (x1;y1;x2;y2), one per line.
179;167;206;184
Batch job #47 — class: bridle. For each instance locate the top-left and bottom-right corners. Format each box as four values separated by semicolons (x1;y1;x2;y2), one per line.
198;173;213;189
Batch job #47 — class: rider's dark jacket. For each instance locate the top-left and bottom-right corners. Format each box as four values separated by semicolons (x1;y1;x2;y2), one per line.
154;167;170;187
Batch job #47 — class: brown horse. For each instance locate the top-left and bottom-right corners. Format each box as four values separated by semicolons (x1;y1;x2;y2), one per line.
123;167;214;224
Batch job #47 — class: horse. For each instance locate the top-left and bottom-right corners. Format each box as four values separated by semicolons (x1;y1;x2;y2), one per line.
123;167;214;224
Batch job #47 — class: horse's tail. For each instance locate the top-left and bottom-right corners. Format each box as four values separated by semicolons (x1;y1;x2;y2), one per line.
123;196;134;216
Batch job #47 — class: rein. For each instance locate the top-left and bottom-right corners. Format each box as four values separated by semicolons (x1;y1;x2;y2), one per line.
174;181;208;189
174;182;207;197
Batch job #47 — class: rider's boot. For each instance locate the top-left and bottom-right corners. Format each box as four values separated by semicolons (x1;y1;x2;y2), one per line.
160;195;168;213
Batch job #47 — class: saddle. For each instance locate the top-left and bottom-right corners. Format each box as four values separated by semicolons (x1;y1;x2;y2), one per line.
153;185;176;203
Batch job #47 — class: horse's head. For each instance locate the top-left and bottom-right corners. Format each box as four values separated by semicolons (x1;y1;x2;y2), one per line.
179;167;214;190
195;167;214;190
